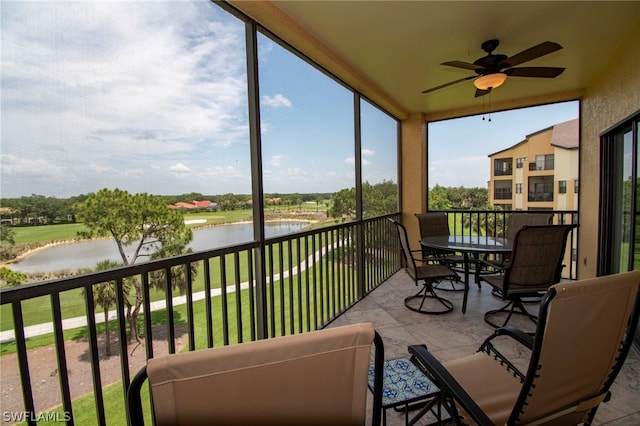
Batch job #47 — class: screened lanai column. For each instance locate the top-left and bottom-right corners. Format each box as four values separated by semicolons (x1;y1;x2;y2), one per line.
400;112;428;249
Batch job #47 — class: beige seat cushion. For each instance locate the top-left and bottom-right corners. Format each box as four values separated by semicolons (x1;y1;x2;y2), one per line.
444;352;522;425
147;322;374;425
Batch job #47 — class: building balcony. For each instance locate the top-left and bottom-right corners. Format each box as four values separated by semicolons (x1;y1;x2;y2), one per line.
529;192;554;202
3;210;615;425
493;191;513;200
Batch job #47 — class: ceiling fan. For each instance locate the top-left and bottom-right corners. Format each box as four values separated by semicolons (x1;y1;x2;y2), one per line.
422;39;565;97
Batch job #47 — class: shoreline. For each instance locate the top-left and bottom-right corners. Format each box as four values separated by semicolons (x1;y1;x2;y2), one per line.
1;218;321;271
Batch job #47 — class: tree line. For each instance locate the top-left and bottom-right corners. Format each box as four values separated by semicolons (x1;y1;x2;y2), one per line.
0;192;336;226
428;184;489;210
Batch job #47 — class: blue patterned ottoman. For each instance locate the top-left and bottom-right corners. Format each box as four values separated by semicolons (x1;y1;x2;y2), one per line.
368;357;441;425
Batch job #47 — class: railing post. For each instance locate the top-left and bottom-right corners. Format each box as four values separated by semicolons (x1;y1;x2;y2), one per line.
354;94;366;298
246;20;268;340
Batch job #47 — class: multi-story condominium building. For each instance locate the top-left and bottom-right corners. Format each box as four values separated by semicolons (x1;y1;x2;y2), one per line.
488;118;579;211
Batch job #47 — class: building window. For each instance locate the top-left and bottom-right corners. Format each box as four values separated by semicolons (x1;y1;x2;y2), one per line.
559;181;567;194
528;176;554;202
494;158;513;176
494;180;512;199
574;179;579;193
515;183;523;194
530;154;555;171
516;157;526;169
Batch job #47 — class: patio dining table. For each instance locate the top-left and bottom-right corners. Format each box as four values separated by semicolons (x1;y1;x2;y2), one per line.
421;235;512;313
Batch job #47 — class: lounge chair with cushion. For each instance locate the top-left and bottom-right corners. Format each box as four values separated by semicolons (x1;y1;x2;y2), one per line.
409;270;640;425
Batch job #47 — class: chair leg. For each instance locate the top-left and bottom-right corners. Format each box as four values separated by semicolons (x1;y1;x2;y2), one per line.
433;272;465;292
405;282;454;315
484;299;538;328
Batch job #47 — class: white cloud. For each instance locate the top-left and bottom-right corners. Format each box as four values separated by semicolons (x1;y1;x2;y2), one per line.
261;94;292;108
0;1;251;197
362;149;376;157
344;156;370;166
169;163;191;173
269;155;285;167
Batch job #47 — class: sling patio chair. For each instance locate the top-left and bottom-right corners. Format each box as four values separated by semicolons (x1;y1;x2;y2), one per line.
391;218;459;314
415;212;464;291
409;270;640;425
127;322;384;425
480;224;576;328
481;213;553;272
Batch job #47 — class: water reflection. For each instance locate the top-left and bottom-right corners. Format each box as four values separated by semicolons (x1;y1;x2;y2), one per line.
12;222;307;273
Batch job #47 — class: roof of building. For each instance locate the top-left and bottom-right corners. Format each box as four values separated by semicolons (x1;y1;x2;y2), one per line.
167;200;213;210
550;118;580;149
488;118;579;157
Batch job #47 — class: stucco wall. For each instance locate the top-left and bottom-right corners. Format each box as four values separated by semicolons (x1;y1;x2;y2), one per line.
400;113;427;250
579;22;640;278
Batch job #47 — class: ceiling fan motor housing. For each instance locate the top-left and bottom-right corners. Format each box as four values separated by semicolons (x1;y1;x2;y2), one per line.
473;54;508;75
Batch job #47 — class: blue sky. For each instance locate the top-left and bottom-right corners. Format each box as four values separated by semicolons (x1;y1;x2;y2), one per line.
1;1;577;198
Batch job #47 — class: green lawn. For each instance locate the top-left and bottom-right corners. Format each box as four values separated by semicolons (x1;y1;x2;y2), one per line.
9;223;90;244
6;210;255;245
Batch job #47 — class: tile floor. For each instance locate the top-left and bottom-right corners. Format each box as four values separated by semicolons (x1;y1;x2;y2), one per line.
330;271;640;425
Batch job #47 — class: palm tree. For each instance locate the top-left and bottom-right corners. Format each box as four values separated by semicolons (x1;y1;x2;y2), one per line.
85;260;128;356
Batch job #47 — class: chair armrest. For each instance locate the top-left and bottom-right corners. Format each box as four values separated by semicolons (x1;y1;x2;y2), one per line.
372;332;384;426
477;326;531;381
127;365;149;426
408;345;493;426
485;325;534;350
478;257;507;269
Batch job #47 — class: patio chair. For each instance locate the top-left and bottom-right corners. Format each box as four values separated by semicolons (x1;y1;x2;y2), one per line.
482;213;553;271
409;270;640;425
415;212;464;291
480;224;576;328
390;218;459;314
127;322;384;426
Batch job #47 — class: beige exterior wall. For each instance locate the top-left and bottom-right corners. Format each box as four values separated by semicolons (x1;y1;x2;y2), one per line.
400;113;427;251
522;129;555;210
579;21;640;279
488;126;574;212
554;148;579;211
486;121;578;278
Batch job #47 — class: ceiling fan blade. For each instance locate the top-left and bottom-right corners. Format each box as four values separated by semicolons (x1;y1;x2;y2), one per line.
475;88;491;98
505;67;565;78
422;75;475;94
500;41;562;67
441;60;485;71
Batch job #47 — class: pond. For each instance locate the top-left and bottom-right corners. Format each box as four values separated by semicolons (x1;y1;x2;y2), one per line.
11;222;308;273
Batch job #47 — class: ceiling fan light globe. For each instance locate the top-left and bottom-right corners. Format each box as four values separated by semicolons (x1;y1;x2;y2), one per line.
474;73;507;90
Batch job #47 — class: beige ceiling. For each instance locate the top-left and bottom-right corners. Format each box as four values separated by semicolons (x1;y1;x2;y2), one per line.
232;1;640;120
